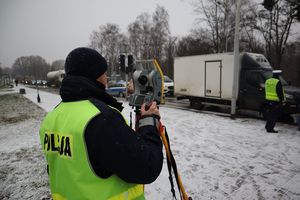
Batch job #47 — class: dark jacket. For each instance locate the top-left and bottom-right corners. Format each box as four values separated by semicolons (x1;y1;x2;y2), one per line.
59;76;163;184
276;80;284;102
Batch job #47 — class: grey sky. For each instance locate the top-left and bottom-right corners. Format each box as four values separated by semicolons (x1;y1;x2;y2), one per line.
0;0;196;67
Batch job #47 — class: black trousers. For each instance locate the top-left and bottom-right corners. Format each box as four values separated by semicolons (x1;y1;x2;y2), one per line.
265;101;282;131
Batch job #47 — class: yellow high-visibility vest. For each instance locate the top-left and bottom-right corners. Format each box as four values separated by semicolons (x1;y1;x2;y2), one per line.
40;100;144;200
265;78;286;102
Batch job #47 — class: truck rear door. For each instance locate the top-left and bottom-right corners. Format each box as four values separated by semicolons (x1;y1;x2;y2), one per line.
205;60;222;98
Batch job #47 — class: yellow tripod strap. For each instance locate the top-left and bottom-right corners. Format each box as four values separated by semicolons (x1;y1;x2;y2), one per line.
153;59;165;104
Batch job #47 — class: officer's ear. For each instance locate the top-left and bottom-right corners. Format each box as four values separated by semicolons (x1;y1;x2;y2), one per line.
96;72;108;87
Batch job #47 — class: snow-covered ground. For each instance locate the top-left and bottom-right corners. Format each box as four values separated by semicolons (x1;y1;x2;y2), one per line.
1;85;300;200
0;87;50;200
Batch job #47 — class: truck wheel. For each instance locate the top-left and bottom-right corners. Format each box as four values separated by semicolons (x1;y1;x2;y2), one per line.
279;114;294;124
190;98;204;110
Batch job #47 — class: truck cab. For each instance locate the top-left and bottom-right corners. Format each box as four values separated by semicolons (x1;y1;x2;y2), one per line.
238;53;300;118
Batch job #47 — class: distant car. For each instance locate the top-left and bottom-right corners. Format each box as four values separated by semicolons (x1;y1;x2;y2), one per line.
41;80;47;85
117;80;126;85
30;80;47;86
106;83;127;97
31;80;36;85
163;75;174;96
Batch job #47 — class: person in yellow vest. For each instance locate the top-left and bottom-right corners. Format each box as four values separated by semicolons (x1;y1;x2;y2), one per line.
40;47;163;200
264;70;286;133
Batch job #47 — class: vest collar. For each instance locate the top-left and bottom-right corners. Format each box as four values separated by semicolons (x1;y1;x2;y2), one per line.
60;76;124;112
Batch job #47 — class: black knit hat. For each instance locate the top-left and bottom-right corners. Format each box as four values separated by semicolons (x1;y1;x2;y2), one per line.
64;47;107;80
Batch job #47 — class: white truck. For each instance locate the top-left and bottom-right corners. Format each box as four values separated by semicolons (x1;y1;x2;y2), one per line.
174;52;300;119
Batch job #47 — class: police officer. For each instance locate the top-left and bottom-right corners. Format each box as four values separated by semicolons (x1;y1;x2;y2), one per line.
264;70;286;133
40;47;163;200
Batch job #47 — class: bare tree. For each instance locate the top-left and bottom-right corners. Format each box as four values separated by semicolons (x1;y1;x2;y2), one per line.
127;6;170;61
128;13;152;59
89;23;127;76
162;36;177;78
51;60;65;71
281;38;300;86
151;5;170;61
193;0;236;53
12;56;50;80
128;21;143;59
176;29;215;57
136;13;153;59
89;30;103;53
252;0;298;68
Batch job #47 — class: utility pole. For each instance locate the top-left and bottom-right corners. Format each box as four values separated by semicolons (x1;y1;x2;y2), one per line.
230;0;242;118
224;0;229;52
268;9;272;63
215;0;219;53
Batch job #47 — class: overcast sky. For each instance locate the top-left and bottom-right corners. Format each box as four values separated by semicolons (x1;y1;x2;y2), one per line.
0;0;196;67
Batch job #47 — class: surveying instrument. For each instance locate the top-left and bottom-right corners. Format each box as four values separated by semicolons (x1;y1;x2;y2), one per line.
119;54;191;200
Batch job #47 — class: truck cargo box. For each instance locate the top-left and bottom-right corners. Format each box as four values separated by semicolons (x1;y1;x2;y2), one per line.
174;52;236;100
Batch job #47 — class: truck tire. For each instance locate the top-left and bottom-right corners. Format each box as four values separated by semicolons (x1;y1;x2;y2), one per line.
190;98;204;110
279;113;294;124
262;105;293;124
